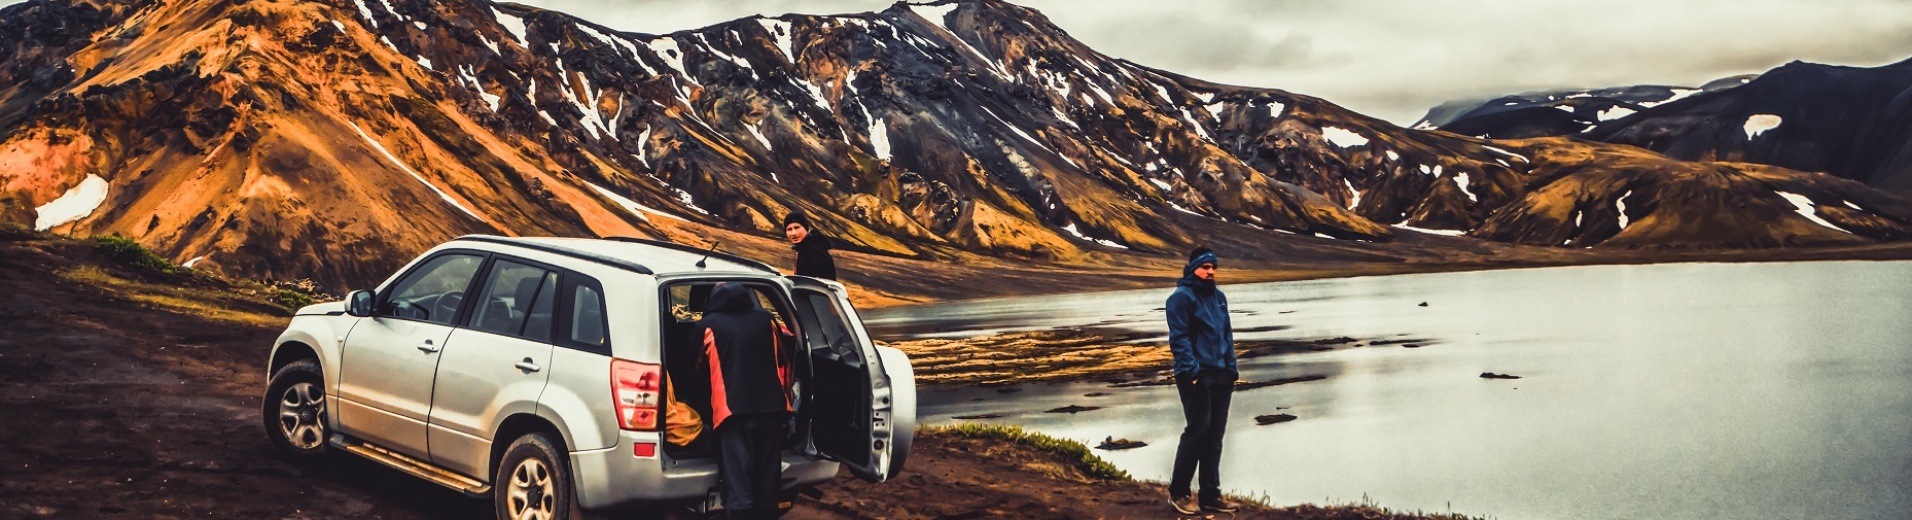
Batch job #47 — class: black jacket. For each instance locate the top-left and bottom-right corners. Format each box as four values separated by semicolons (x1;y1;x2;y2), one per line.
699;283;793;428
793;234;837;280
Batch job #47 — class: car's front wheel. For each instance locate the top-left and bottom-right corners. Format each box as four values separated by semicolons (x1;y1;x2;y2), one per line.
263;359;332;460
495;432;604;520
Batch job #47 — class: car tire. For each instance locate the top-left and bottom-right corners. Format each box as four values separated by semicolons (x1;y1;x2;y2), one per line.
263;359;333;460
494;432;606;520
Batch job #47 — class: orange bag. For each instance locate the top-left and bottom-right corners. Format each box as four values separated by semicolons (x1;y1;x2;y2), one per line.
664;374;703;447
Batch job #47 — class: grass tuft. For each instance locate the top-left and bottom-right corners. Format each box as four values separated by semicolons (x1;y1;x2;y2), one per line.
268;287;314;310
89;234;183;276
922;423;1131;481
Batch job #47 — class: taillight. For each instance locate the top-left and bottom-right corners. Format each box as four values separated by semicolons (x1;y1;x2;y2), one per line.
611;359;661;431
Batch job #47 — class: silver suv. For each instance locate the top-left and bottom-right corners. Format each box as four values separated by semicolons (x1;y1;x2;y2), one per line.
262;235;915;519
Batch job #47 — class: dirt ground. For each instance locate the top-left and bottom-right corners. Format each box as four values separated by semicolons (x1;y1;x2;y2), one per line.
0;233;1474;520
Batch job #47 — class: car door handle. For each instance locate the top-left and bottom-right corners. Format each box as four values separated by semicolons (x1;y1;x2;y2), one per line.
515;358;541;372
416;340;440;353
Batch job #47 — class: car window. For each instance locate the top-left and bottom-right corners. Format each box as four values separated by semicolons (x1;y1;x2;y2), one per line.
797;292;860;361
383;254;483;325
665;282;788;330
470;260;555;341
521;272;558;343
567;282;608;350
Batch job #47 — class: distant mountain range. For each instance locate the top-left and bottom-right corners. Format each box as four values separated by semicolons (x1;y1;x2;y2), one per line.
1;0;1908;288
1423;59;1912;196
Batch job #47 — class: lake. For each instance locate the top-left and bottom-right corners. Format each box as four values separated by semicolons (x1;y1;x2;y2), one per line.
863;261;1912;520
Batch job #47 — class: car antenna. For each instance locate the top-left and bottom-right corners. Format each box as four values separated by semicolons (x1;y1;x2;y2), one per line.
695;240;721;269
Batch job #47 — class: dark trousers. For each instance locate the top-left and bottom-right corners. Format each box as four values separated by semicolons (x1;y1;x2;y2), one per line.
717;413;785;518
1169;373;1234;501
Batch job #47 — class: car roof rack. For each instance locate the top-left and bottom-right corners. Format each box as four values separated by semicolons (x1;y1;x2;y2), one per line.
453;235;655;275
603;236;780;275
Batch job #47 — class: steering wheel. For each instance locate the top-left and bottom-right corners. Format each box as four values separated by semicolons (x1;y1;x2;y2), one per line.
432;291;465;322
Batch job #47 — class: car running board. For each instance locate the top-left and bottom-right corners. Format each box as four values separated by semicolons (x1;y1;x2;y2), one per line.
330;435;492;497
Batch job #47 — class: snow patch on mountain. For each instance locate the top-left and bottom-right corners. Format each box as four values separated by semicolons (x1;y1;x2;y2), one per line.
353;0;380;29
1616;190;1633;229
645;37;687;75
1743;114;1782;139
635;126;653;168
1598;106;1635;121
1061;222;1128;249
492;6;529;43
757;19;794;60
1639;88;1700;108
585;180;685;222
1482;145;1527;163
911;2;960;31
33;173;109;231
1393;224;1465;236
1454;172;1476;202
747;121;773;151
1322;127;1368;148
349;122;484;221
457;65;500;111
1776;191;1851;233
869;118;892;160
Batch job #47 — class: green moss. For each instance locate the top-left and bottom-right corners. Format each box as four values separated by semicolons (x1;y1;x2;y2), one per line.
268;287;313;310
922;423;1131;481
89;234;182;276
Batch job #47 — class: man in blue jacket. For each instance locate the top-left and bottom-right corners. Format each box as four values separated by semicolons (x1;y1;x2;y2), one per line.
1165;246;1239;515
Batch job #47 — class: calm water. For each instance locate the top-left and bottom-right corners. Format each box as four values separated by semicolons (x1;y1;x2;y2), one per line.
864;261;1912;520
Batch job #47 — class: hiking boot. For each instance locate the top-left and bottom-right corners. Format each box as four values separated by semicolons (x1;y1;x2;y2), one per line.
1169;493;1201;515
1200;497;1240;513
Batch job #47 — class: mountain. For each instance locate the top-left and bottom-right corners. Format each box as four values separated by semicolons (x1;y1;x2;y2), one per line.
1587;59;1912;195
1413;75;1756;139
1;0;1908;290
1420;59;1912;196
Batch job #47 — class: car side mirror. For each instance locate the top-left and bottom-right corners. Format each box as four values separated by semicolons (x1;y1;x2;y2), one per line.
346;290;375;317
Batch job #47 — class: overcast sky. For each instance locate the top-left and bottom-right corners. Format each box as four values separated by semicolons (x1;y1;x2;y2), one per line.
7;0;1910;123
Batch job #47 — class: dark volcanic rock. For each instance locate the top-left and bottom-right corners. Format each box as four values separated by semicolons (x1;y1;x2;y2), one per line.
1234;374;1327;390
1254;413;1298;425
1095;436;1146;450
1044;404;1101;414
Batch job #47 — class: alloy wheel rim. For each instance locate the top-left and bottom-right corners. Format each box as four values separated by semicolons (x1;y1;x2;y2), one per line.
507;458;556;520
277;382;325;450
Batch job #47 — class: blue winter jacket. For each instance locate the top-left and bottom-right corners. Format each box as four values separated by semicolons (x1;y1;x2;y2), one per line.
1166;252;1236;379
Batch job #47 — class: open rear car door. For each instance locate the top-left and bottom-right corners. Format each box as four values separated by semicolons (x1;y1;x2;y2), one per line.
788;277;914;482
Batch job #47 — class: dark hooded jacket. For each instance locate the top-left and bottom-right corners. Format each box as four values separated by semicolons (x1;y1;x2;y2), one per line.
1166;251;1236;380
793;233;837;280
699;283;794;428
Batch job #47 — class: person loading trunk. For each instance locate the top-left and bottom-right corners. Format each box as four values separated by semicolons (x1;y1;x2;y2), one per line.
699;283;794;520
1165;247;1240;515
783;211;837;280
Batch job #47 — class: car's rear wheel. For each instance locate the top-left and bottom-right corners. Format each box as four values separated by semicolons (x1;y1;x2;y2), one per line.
495;432;605;520
263;359;332;460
